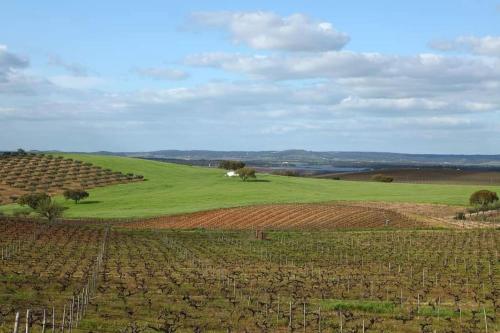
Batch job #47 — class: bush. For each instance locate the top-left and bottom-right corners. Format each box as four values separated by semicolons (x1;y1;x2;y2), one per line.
17;192;51;209
371;174;394;183
237;167;256;181
469;190;499;208
35;198;65;222
219;160;246;171
13;208;32;217
272;170;300;177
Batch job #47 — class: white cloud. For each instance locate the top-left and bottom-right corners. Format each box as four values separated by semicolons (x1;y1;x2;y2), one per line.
190;11;349;52
430;36;500;57
1;41;500;153
48;55;89;76
0;45;53;95
0;45;29;71
185;51;500;82
135;67;189;80
48;75;106;90
464;102;498;111
338;96;449;111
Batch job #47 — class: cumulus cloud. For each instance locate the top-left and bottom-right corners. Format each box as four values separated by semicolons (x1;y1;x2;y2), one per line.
135;67;189;80
190;11;349;52
2;38;500;152
430;36;500;57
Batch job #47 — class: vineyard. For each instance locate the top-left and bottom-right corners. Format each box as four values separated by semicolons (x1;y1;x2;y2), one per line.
0;218;497;332
0;153;143;205
125;203;426;230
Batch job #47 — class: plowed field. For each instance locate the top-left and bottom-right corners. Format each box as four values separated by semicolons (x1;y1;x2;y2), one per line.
124;203;424;230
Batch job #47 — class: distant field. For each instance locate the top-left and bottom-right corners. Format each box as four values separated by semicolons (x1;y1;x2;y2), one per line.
318;167;500;185
2;154;500;219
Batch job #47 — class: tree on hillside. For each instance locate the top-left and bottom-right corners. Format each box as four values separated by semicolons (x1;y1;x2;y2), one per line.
63;189;90;204
35;197;65;223
237;167;256;181
469;190;499;208
17;193;51;210
219;160;246;170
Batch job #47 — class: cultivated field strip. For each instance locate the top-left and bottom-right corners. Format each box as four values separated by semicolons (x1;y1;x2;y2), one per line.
0;220;497;332
125;203;425;230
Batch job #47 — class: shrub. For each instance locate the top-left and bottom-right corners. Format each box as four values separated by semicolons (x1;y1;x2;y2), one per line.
272;170;300;177
17;192;51;210
35;197;65;222
470;190;498;208
371;174;394;183
13;208;32;217
237;167;257;181
219;160;246;171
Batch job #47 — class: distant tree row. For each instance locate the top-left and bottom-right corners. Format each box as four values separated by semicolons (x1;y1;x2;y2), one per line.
371;174;394;183
1;148;29;157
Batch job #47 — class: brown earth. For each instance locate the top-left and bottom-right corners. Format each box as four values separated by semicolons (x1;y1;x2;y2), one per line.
122;203;429;230
316;168;500;185
122;201;497;231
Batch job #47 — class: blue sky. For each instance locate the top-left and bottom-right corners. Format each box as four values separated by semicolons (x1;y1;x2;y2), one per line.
1;0;500;153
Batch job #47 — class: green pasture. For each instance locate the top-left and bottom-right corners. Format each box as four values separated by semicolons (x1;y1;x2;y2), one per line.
1;154;499;218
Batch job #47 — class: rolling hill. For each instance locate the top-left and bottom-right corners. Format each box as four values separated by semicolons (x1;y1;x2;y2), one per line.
1;154;499;219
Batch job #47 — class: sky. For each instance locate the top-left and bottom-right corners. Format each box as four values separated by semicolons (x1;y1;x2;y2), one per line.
1;0;500;154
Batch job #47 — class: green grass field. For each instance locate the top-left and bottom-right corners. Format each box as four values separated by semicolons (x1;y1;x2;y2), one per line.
1;154;500;219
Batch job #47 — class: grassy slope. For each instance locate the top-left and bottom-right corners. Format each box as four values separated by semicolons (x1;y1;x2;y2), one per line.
2;154;500;218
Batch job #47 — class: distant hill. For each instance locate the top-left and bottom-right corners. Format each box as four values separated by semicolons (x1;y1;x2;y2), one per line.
91;150;500;169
